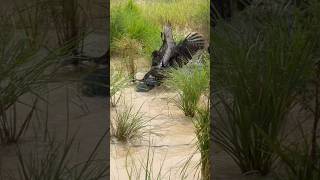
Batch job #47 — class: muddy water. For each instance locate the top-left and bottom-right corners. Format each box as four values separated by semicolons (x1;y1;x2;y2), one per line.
0;82;108;179
110;85;201;180
0;0;109;178
0;31;108;178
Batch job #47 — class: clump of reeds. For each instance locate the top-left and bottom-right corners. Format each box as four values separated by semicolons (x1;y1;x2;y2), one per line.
0;16;67;145
13;0;49;50
275;2;320;178
165;53;209;117
272;129;320;180
212;1;315;175
111;104;152;142
48;0;90;56
193;106;210;180
113;37;142;81
110;66;129;107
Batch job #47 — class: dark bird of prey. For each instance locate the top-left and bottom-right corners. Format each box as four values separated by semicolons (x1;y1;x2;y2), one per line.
137;24;206;92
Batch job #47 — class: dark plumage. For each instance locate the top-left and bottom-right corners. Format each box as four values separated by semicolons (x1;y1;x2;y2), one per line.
172;32;206;66
152;30;205;71
137;25;206;92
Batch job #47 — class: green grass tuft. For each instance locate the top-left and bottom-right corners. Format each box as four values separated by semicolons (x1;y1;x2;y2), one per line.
111;0;161;56
111;104;151;142
212;2;316;175
165;53;209;117
193;106;210;180
110;66;129;107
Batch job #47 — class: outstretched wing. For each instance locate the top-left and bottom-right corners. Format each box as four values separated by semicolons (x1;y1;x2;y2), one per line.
174;32;206;61
141;30;205;85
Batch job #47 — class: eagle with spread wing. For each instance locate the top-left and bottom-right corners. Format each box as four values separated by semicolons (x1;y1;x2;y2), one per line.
137;24;206;92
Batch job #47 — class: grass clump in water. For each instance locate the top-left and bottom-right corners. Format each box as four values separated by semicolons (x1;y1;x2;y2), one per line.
111;104;151;142
165;53;209;117
272;129;320;180
273;2;320;178
110;66;129;107
0;14;69;145
212;2;316;175
193;106;210;180
13;0;50;50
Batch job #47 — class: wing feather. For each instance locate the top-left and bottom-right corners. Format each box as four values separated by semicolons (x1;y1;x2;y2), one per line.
174;32;206;62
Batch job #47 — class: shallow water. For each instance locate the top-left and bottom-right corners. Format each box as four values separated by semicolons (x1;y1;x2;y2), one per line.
0;29;108;178
110;85;201;179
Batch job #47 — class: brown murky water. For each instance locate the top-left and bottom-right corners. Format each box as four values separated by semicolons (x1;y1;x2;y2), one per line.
110;85;201;180
0;0;108;175
0;82;108;179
